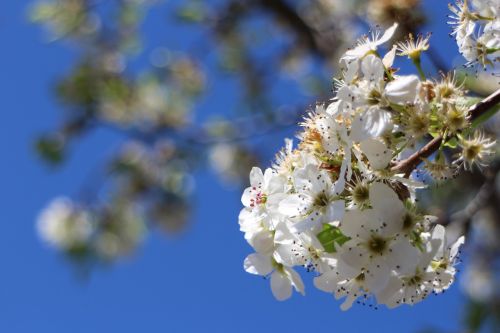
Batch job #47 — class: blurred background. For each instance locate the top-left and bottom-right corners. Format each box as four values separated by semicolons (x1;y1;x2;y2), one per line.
0;0;498;332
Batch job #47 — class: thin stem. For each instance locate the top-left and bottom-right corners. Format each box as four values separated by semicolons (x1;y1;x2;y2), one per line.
412;57;426;81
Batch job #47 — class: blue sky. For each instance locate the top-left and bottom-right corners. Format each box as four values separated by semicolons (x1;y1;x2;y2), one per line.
0;1;468;332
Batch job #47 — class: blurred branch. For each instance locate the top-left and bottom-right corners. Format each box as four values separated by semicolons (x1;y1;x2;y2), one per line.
255;0;330;57
215;0;336;58
392;88;500;176
445;162;500;231
427;45;449;74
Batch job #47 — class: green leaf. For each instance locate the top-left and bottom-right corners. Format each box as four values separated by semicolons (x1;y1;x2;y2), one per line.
317;224;350;253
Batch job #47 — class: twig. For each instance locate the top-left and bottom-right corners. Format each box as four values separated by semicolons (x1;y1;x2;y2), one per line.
255;0;325;56
392;88;500;176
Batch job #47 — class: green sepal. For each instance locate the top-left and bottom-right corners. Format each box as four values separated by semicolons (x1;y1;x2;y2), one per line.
443;136;458;148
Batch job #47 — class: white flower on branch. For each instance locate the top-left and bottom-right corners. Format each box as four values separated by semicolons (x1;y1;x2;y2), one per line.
37;197;93;250
239;21;497;308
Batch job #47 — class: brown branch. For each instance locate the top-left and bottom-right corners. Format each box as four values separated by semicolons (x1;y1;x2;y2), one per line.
468;88;500;122
214;0;335;58
255;0;326;56
392;88;500;176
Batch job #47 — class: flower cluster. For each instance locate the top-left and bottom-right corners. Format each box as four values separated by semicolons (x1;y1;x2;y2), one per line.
448;0;500;68
37;197;93;251
239;23;496;309
37;196;146;261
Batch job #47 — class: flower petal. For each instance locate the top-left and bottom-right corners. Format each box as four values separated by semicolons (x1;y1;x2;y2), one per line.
339;210;371;239
370;182;405;234
285;267;305;295
385;75;420;104
377;22;398;45
314;269;340;292
244;253;273;276
364;258;390;292
386;238;420;275
359;139;392;170
271;271;293;301
340;239;369;269
249;167;264;187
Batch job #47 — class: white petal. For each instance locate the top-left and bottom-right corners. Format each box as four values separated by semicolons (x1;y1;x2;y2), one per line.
343;44;372;61
263;168;284;194
241;187;253;207
361;55;384;82
385;75;420;104
244;253;273;276
421;237;441;267
279;194;309;217
314;269;340;292
359;139;392;170
343;60;360;83
248;230;274;254
370;182;405;234
270;271;293;301
249;167;264;187
335;159;348;192
364;259;390;292
382;45;397;68
291;213;321;233
285;267;305;296
337;85;356;103
340;239;369;269
275;243;307;266
450;236;465;261
376;274;403;308
432;224;446;259
377;22;398;46
386;238;420;275
339;210;371;239
326;100;344;116
337;257;361;280
340;293;358;311
350;108;392;142
238;208;259;232
324;200;346;224
273;222;295;244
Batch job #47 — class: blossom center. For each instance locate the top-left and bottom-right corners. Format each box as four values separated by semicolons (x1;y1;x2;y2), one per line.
314;192;330;207
367;235;388;254
463;144;481;161
403;213;416;231
352;183;369;205
367;89;382;105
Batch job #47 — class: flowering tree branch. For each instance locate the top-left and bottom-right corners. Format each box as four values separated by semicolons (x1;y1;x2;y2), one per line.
392;88;500;176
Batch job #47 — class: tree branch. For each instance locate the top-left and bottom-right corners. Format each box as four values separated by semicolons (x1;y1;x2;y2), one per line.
214;0;336;58
255;0;326;56
392;88;500;176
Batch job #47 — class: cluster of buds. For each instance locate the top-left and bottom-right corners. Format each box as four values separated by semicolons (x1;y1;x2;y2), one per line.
448;0;500;68
239;23;497;309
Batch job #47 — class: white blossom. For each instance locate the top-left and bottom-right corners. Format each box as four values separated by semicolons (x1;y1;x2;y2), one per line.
342;23;398;61
238;21;492;309
37;197;93;250
279;164;345;233
244;252;305;301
